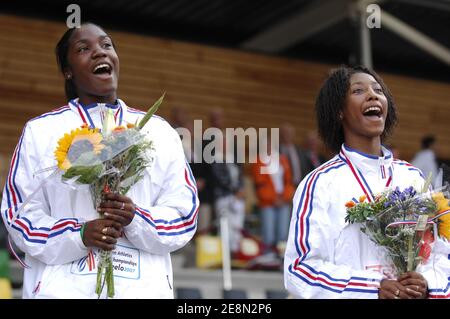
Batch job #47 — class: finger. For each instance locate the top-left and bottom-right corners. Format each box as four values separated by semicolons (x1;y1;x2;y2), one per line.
103;226;122;238
96;234;117;245
390;282;409;298
399;278;427;290
400;277;426;287
103;210;130;225
103;207;135;220
406;284;427;297
103;193;133;203
99;199;123;210
104;220;123;232
398;273;411;281
405;287;422;298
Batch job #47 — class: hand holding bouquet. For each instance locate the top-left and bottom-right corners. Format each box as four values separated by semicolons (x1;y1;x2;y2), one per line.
54;94;164;298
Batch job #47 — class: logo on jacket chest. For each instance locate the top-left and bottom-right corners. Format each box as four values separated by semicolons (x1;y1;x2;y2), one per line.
70;244;141;280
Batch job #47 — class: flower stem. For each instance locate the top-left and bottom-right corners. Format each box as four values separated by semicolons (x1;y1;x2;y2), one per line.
407;234;414;272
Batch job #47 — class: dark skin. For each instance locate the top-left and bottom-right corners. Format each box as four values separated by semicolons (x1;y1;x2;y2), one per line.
342;73;428;299
66;25;136;250
65;24;119;105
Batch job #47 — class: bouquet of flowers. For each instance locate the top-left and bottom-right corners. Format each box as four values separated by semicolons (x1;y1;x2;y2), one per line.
53;94;164;298
345;182;450;276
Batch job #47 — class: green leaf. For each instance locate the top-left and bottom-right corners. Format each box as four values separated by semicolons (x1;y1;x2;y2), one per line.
62;164;104;184
137;93;165;130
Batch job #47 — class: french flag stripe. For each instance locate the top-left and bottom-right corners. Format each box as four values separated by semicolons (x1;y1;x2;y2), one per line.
5;127;27;222
294;159;343;259
428;281;450;299
11;216;82;243
288;265;379;294
134;164;198;235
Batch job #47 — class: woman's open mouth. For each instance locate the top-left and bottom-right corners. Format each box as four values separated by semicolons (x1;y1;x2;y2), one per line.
362;105;383;120
92;63;113;78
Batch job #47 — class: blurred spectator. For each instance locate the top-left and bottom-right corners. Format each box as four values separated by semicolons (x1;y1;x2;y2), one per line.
192;107;227;233
211;135;246;255
209;107;226;131
411;135;439;183
251;138;295;258
300;131;326;179
169;105;189;129
279;123;303;187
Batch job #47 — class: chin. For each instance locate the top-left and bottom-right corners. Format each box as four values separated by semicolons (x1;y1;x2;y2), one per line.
366;129;384;139
96;87;117;98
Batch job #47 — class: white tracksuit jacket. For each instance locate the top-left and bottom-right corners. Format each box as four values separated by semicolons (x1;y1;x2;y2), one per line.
1;98;199;298
284;144;450;299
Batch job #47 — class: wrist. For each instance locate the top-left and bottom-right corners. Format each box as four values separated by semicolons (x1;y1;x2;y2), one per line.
80;223;87;246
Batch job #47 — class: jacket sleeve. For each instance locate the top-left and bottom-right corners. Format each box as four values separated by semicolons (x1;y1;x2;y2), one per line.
1;123;87;265
418;236;450;299
284;166;384;299
123;125;199;255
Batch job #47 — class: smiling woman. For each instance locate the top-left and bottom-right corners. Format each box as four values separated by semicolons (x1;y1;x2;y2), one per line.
283;65;450;299
56;23;119;105
0;23;199;299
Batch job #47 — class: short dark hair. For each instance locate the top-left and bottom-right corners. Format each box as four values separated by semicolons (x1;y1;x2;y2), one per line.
421;135;435;149
315;65;398;153
55;22;115;101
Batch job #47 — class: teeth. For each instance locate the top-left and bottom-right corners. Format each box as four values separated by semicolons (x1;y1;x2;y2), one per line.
93;63;110;72
363;106;381;114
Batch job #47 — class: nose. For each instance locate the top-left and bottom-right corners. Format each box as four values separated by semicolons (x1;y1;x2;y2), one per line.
366;87;379;101
91;44;107;59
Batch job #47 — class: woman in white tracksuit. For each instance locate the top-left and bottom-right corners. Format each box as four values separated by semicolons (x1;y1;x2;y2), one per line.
1;23;198;298
284;65;450;299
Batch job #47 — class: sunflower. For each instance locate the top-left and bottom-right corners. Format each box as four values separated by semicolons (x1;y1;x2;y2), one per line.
432;192;450;240
54;126;105;170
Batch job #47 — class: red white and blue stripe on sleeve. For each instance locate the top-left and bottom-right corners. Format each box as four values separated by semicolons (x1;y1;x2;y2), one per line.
3;108;83;243
134;162;199;236
428;254;450;299
393;160;425;179
287;158;381;295
11;217;83;244
429;283;450;299
3;125;26;224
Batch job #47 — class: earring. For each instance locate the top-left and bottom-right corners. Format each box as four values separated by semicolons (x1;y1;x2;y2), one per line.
66;74;72;80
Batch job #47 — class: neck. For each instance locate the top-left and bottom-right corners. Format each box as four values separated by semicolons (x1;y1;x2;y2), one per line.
344;136;382;157
78;93;117;106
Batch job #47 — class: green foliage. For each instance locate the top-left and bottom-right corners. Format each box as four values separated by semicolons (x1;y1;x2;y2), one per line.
137;93;165;130
62;164;104;184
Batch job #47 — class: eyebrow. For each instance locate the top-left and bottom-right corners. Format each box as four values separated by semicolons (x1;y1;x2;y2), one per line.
74;35;111;45
350;81;381;86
